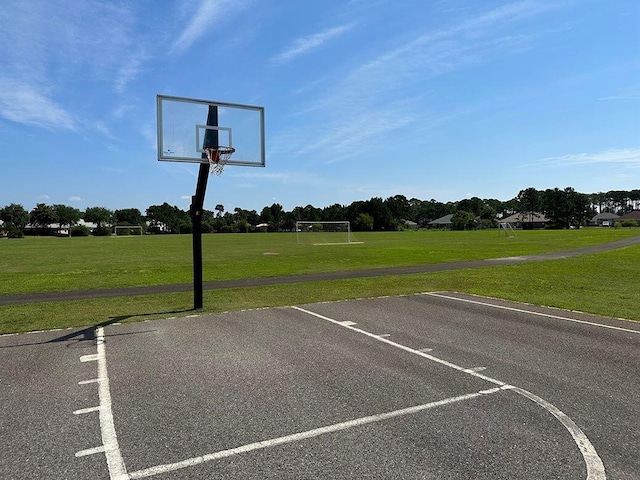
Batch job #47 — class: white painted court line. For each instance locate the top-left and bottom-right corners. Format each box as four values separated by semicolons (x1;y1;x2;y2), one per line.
80;353;101;362
79;378;104;385
509;386;606;480
96;327;128;480
292;305;606;480
424;292;639;334
291;307;506;387
76;445;106;457
75;327;128;479
125;388;503;479
74;405;102;415
463;366;486;373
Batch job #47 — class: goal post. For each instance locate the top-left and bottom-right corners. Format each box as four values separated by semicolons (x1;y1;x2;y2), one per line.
296;221;362;245
498;222;515;237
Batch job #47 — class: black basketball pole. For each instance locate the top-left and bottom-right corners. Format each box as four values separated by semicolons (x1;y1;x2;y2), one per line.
190;164;208;309
190;106;218;309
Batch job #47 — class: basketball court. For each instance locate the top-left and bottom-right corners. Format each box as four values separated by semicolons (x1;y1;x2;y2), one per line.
2;95;638;479
2;292;639;479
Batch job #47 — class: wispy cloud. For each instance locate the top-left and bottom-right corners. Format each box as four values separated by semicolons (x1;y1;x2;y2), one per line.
69;196;82;202
231;170;331;193
232;170;321;183
114;48;148;94
171;0;250;54
533;148;640;168
270;23;355;66
341;1;554;98
0;80;75;130
599;90;640;101
94;121;115;140
278;1;560;163
0;1;140;129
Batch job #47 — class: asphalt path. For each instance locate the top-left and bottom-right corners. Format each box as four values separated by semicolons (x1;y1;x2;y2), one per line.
2;234;640;306
1;293;638;479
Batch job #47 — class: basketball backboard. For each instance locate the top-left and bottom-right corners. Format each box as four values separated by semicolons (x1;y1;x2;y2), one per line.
156;95;265;167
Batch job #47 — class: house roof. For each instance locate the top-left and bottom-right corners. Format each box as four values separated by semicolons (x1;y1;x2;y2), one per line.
501;212;549;223
591;212;619;221
428;214;453;225
618;210;640;221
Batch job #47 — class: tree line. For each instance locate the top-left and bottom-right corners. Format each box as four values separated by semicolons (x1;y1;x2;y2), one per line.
1;187;638;238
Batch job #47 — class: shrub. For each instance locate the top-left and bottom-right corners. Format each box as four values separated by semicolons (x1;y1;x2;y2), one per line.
354;213;374;231
618;220;638;228
6;225;24;238
71;225;90;237
220;225;237;233
451;211;477;230
93;225;112;236
178;222;193;234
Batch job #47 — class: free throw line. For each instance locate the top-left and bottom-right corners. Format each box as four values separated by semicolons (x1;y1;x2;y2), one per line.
124;389;502;479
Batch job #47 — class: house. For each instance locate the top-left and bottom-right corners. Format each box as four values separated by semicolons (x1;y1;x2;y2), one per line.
402;219;419;230
23;220;98;236
501;212;550;229
617;211;640;223
590;212;619;227
428;214;453;228
146;221;170;233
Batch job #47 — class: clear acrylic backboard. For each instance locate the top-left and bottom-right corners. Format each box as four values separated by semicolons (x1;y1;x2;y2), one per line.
156;95;265;168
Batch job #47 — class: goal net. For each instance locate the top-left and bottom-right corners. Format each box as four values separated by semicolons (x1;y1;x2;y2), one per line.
498;222;515;237
296;221;360;245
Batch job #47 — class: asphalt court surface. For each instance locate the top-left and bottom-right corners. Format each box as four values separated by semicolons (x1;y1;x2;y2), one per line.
1;292;639;479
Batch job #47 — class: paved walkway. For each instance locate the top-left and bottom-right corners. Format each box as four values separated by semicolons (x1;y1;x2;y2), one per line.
2;235;639;306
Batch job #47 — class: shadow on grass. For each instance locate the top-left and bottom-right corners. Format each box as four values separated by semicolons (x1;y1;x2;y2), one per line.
0;308;195;349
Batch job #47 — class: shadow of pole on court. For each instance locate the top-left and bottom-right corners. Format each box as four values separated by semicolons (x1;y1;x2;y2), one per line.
0;308;195;349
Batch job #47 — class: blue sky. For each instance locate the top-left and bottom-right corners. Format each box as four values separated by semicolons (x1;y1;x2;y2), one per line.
0;0;638;214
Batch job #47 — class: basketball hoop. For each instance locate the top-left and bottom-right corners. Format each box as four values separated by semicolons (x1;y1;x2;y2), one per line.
203;146;235;175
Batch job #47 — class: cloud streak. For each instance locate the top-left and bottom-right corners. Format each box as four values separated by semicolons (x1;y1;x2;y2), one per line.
0;1;140;130
598;91;640;102
271;23;355;65
171;0;250;54
534;148;640;168
275;1;561;163
0;80;75;130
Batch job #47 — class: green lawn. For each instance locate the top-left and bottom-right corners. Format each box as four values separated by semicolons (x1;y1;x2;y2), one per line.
1;228;639;334
2;228;638;294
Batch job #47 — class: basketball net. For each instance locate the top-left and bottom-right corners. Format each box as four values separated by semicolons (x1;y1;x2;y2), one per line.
204;147;235;176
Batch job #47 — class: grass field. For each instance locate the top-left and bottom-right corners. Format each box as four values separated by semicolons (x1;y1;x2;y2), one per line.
1;228;639;334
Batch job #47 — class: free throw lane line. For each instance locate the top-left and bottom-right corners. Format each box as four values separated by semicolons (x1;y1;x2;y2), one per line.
96;327;128;479
292;305;606;480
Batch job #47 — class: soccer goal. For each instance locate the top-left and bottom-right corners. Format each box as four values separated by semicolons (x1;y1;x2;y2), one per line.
296;221;362;245
498;222;515;237
113;225;143;236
